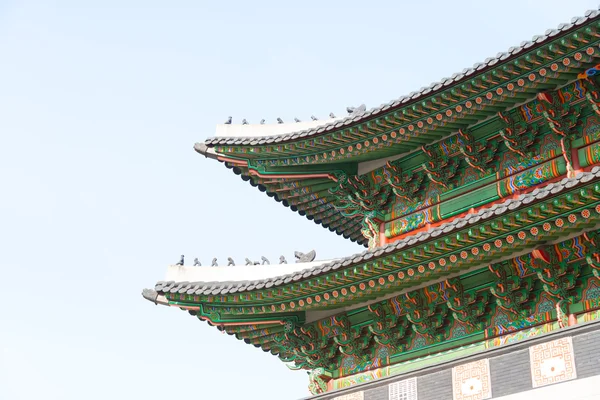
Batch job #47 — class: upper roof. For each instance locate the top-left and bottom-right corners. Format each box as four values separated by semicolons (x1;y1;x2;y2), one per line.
192;9;600;244
200;9;600;151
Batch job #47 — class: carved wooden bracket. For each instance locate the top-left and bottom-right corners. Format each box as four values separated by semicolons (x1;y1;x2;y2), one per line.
444;277;493;330
421;144;458;189
332;315;371;359
537;90;582;176
489;261;536;317
383;160;425;201
457;129;499;173
497;111;539;157
367;303;411;349
403;288;449;341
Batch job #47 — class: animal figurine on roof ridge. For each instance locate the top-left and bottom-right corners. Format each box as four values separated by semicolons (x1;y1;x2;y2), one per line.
295;250;316;263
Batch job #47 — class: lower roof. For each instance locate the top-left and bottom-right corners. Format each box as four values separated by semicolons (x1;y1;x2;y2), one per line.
151;166;600;298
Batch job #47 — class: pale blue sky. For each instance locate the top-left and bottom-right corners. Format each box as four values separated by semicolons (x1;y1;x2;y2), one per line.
0;1;597;399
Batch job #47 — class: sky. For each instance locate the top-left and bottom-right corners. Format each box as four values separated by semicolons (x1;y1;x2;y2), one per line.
0;1;598;399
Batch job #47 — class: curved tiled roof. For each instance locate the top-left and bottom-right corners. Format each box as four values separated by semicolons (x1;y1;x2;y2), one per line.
203;9;600;147
153;167;600;296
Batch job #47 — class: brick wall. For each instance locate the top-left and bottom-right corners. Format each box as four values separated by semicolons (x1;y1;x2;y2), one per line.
489;349;531;397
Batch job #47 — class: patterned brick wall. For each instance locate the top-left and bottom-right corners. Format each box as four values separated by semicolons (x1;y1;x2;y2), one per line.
417;370;452;400
573;329;600;379
489;349;531;397
305;321;600;400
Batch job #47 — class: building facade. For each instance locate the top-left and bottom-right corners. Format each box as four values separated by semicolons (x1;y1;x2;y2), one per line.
144;7;600;399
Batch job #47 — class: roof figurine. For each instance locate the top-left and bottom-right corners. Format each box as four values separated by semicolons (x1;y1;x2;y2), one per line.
346;104;366;115
294;250;316;263
224;116;232;124
260;119;266;124
277;117;284;124
311;115;318;121
227;257;235;266
261;256;270;265
175;255;184;266
294;117;301;123
211;257;218;267
279;255;287;264
193;257;201;266
241;119;249;125
329;112;335;118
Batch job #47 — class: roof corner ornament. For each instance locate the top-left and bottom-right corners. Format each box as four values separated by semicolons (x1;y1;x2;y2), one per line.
142;288;159;305
279;255;287;264
346;104;366;115
176;255;184;266
294;250;316;263
193;257;201;266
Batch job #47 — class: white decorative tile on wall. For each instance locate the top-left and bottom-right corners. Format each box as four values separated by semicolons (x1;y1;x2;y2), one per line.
452;359;492;400
529;336;577;388
389;377;417;400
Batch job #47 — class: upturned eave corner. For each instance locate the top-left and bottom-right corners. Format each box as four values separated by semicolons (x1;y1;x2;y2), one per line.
142;288;169;306
194;142;219;160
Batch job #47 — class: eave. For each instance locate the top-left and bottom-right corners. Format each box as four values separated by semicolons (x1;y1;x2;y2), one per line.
150;167;600;317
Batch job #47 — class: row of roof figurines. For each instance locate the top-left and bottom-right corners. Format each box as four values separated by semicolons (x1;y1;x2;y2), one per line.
223;105;366;125
173;250;316;267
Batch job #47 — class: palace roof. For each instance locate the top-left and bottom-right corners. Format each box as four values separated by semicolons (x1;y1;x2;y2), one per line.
202;11;598;149
145;8;600;387
195;10;600;245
